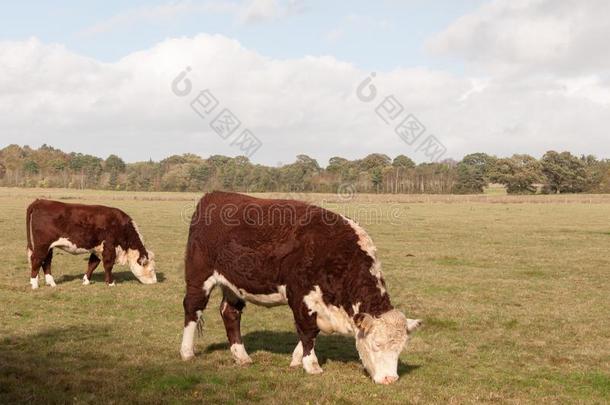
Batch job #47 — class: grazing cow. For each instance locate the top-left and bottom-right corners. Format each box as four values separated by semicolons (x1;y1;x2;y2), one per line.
26;199;157;289
180;192;421;384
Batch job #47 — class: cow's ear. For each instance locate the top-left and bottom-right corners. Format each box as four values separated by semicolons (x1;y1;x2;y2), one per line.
406;319;422;334
354;313;375;335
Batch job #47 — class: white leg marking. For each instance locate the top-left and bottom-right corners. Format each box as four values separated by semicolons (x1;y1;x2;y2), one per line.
82;275;90;285
44;274;57;287
302;350;323;374
180;321;197;361
30;277;39;290
230;343;253;365
290;341;304;367
108;281;116;287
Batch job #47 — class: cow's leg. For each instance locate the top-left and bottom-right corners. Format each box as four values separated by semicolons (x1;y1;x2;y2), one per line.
102;244;117;286
180;288;210;361
83;254;101;285
29;250;45;290
289;292;322;374
181;245;214;361
41;249;56;287
220;291;252;365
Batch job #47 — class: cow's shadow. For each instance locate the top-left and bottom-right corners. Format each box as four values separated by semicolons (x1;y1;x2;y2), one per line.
56;271;166;284
204;331;419;377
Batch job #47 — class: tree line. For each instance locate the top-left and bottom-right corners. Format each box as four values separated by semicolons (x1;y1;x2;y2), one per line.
2;144;610;194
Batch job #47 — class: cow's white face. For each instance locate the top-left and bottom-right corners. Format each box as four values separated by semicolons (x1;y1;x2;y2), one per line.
354;309;421;385
130;251;157;284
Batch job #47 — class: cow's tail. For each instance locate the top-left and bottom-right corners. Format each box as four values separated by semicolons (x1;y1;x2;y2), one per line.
26;201;36;255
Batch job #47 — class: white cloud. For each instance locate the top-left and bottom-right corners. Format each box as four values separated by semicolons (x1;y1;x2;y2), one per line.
1;22;610;166
427;0;610;76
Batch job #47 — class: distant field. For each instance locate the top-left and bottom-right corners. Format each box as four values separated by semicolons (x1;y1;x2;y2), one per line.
0;188;608;404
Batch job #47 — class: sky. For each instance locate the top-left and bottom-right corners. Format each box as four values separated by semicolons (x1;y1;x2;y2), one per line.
1;0;609;165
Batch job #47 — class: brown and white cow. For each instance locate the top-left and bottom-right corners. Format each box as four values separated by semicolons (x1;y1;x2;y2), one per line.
26;199;157;288
180;192;421;384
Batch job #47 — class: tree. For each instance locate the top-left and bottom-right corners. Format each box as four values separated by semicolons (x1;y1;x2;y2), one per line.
370;167;384;192
279;155;321;192
359;153;391;171
49;159;67;173
453;153;495;194
68;153;103;189
392;155;415;169
104;155;126;189
105;155;126;173
327;157;349;173
491;154;542;194
540;151;587;193
23;160;40;175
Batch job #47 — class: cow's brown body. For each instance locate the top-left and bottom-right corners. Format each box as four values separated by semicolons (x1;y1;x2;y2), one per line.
26;199;157;288
180;192;420;383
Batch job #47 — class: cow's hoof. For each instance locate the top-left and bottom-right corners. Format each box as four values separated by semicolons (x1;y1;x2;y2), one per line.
82;275;90;285
108;282;116;287
235;356;253;366
180;350;195;361
230;344;253;366
289;358;302;368
45;274;57;287
305;364;323;374
302;352;323;374
30;278;39;290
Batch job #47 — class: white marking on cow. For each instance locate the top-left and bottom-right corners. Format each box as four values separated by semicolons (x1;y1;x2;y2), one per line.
303;285;357;335
108;281;116;287
83;275;91;285
113;245;156;284
44;274;57;287
30;277;39;290
341;216;386;295
115;245;135;265
180;321;197;361
29;211;35;250
302;350;323;374
354;309;411;384
27;248;33;267
50;238;90;255
204;271;287;307
290;341;303;367
230;344;253;365
91;242;103;258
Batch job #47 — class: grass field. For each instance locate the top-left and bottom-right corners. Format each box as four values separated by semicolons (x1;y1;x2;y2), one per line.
0;188;609;404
